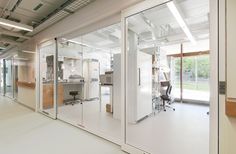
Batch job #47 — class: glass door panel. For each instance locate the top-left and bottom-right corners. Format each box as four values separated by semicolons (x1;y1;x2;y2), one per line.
56;38;83;125
5;58;13;98
170;56;181;100
125;2;182;153
81;29;122;142
13;58;18;100
39;40;56;117
0;59;4;95
124;0;210;154
182;55;210;103
56;23;122;143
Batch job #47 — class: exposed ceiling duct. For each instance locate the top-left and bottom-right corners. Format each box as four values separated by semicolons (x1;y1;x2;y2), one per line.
26;0;95;36
0;0;96;54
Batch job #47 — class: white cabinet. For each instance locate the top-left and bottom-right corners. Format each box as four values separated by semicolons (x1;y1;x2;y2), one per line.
113;54;121;120
83;59;99;100
127;30;152;123
136;51;152;121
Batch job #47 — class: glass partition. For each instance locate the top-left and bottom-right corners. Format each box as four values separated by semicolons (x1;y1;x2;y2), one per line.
170;56;181;100
14;52;36;108
182;54;210;103
56;37;84;125
0;59;4;95
5;58;13;98
39;40;56;117
56;23;122;142
125;0;210;153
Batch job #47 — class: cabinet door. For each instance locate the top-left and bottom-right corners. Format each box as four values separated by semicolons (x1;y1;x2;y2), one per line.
136;51;152;121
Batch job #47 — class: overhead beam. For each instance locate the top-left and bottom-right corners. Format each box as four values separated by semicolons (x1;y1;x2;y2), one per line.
140;13;159;42
0;38;21;46
93;31;120;43
0;29;31;39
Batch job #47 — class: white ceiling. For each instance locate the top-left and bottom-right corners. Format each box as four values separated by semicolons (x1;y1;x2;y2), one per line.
0;0;95;52
69;0;209;54
71;23;121;52
129;0;209;48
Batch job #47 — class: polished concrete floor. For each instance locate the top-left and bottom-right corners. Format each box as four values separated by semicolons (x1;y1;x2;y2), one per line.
0;96;125;154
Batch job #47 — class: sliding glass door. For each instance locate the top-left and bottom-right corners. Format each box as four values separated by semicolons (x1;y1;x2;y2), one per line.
56;37;84;126
124;1;180;153
38;40;57;118
123;0;210;153
56;23;122;143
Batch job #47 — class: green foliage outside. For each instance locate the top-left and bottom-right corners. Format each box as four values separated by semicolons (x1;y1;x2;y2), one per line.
173;55;210;91
174;55;209;78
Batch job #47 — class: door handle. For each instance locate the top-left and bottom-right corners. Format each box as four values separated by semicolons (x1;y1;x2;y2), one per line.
138;68;141;86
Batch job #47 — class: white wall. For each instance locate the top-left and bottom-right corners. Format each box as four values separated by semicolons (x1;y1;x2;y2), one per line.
219;0;236;154
17;87;36;109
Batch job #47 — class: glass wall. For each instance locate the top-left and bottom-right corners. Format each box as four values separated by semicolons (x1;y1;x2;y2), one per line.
5;58;13;98
14;52;36;108
56;37;84;125
56;23;122;142
125;0;209;153
39;40;56;117
182;54;210;102
0;59;4;95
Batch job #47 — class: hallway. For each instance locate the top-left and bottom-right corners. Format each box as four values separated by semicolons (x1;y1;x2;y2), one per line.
0;96;125;154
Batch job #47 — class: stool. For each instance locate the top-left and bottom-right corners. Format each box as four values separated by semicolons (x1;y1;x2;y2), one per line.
67;91;79;105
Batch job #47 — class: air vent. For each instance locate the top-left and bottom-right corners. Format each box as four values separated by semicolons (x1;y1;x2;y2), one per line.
33;3;43;11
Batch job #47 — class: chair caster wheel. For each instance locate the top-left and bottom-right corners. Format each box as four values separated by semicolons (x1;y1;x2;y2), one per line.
173;109;175;111
164;109;166;112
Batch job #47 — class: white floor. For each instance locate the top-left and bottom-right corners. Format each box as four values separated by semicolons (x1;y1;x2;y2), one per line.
0;96;125;154
174;88;210;102
127;103;209;154
54;99;209;154
56;99;121;143
2;95;210;154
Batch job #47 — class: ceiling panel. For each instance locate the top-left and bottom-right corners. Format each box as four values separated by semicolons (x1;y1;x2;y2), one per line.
13;0;67;24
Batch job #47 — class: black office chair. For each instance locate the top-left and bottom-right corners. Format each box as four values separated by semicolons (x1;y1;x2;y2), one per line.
66;91;79;105
161;85;175;112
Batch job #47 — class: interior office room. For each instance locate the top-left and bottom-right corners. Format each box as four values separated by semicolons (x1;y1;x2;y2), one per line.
0;48;36;109
38;23;122;142
124;0;210;153
0;0;236;154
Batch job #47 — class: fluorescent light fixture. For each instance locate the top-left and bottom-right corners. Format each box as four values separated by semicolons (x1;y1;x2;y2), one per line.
67;39;88;47
167;1;196;44
0;18;33;32
22;50;35;54
14;57;29;61
0;46;6;50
